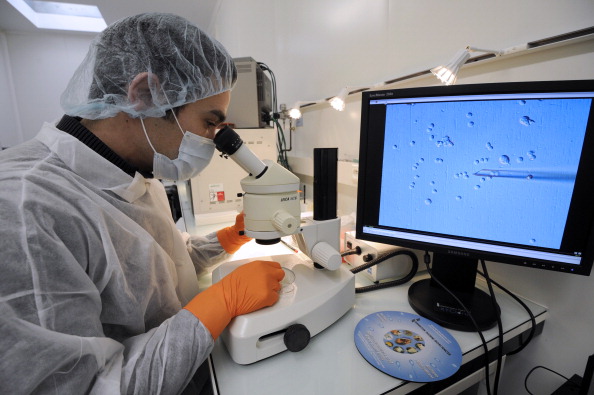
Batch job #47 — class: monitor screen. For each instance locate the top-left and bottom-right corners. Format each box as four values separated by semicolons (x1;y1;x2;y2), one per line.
356;80;594;330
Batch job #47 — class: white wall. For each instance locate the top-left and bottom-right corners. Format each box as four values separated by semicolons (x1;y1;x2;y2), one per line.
209;1;594;394
0;32;21;148
0;30;93;146
214;0;594;114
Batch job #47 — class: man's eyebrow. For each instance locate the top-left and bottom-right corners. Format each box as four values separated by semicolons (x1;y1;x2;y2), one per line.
209;110;226;124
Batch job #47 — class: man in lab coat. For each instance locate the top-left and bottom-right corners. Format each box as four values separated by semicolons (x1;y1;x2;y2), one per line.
0;13;284;394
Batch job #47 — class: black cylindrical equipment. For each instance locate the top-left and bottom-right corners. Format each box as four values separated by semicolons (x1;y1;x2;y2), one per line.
213;125;243;155
213;126;267;178
313;148;338;221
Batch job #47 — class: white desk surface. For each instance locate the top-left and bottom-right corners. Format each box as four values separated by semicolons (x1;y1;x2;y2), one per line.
206;242;548;395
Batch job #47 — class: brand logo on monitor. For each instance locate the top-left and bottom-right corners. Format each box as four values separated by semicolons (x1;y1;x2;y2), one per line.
447;250;470;257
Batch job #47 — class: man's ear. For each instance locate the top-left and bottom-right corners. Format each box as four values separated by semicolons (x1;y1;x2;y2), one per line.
128;72;160;110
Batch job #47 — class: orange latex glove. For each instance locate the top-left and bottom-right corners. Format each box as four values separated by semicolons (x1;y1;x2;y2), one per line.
184;260;285;339
217;212;253;254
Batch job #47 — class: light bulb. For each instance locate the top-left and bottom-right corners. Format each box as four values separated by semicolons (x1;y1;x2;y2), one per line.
431;49;471;86
431;66;457;85
330;97;346;111
289;107;302;119
330;87;349;111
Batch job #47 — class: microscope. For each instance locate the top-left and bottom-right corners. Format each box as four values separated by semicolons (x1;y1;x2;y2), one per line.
211;126;355;364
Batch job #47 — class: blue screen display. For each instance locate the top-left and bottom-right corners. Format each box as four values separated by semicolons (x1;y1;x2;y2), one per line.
378;97;592;250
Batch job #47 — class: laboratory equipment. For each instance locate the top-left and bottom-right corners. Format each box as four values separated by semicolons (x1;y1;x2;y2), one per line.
211;253;354;364
225;57;273;128
356;79;594;331
343;231;424;283
211;128;355;364
549;353;594;394
213;125;300;244
190;128;276;224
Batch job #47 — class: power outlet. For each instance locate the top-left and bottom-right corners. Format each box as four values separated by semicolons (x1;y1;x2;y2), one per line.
343;231;424;283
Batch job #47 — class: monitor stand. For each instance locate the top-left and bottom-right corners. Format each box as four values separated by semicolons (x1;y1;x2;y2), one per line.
407;252;500;332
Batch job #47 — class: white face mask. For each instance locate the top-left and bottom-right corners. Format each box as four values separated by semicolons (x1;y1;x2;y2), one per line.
140;115;215;181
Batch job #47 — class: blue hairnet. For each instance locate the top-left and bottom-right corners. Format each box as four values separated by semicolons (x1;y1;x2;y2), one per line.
60;13;237;120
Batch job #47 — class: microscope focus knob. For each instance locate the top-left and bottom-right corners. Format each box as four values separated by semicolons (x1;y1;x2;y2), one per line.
311;241;342;271
284;324;310;352
272;210;300;235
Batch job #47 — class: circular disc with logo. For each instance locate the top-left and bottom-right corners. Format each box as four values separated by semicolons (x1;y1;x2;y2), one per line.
354;311;462;382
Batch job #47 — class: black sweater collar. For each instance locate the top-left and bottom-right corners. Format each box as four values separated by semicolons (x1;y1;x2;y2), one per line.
55;115;150;178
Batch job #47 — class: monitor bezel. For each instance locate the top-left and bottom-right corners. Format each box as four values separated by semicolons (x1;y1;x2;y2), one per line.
356;79;594;276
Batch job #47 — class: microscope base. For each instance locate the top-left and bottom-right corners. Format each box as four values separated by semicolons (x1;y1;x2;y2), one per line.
211;254;355;365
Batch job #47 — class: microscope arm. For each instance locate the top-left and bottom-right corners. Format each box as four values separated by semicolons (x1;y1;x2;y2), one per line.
293;217;342;271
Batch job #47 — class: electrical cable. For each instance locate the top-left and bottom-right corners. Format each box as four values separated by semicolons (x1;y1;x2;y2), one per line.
349;249;418;293
256;62;292;170
524;366;572;395
273;118;291;170
477;270;537;355
256;62;277;113
422;252;493;395
480;260;503;395
341;246;361;257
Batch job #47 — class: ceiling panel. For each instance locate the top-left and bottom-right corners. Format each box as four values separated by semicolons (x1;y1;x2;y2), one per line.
0;0;220;34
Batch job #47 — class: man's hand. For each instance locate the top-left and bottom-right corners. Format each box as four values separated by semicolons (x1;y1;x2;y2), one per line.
184;260;285;339
217;212;252;254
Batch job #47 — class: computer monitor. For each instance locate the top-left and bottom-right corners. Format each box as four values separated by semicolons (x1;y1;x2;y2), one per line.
356;80;594;331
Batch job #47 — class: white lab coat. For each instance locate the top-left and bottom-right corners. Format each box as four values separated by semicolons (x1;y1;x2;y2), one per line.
0;122;228;394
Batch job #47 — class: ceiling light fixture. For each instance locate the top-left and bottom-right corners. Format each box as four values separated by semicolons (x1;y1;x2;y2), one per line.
288;102;303;119
287;100;326;119
7;0;106;32
329;87;349;111
329;84;385;112
431;46;502;86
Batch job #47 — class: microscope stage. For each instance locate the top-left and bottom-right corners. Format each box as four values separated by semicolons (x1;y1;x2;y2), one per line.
211;253;355;364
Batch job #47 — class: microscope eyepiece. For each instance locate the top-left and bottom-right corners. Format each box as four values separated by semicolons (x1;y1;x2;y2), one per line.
214;126;268;178
214;126;243;156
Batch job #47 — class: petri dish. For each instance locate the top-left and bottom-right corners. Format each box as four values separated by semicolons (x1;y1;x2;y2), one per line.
280;267;296;294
